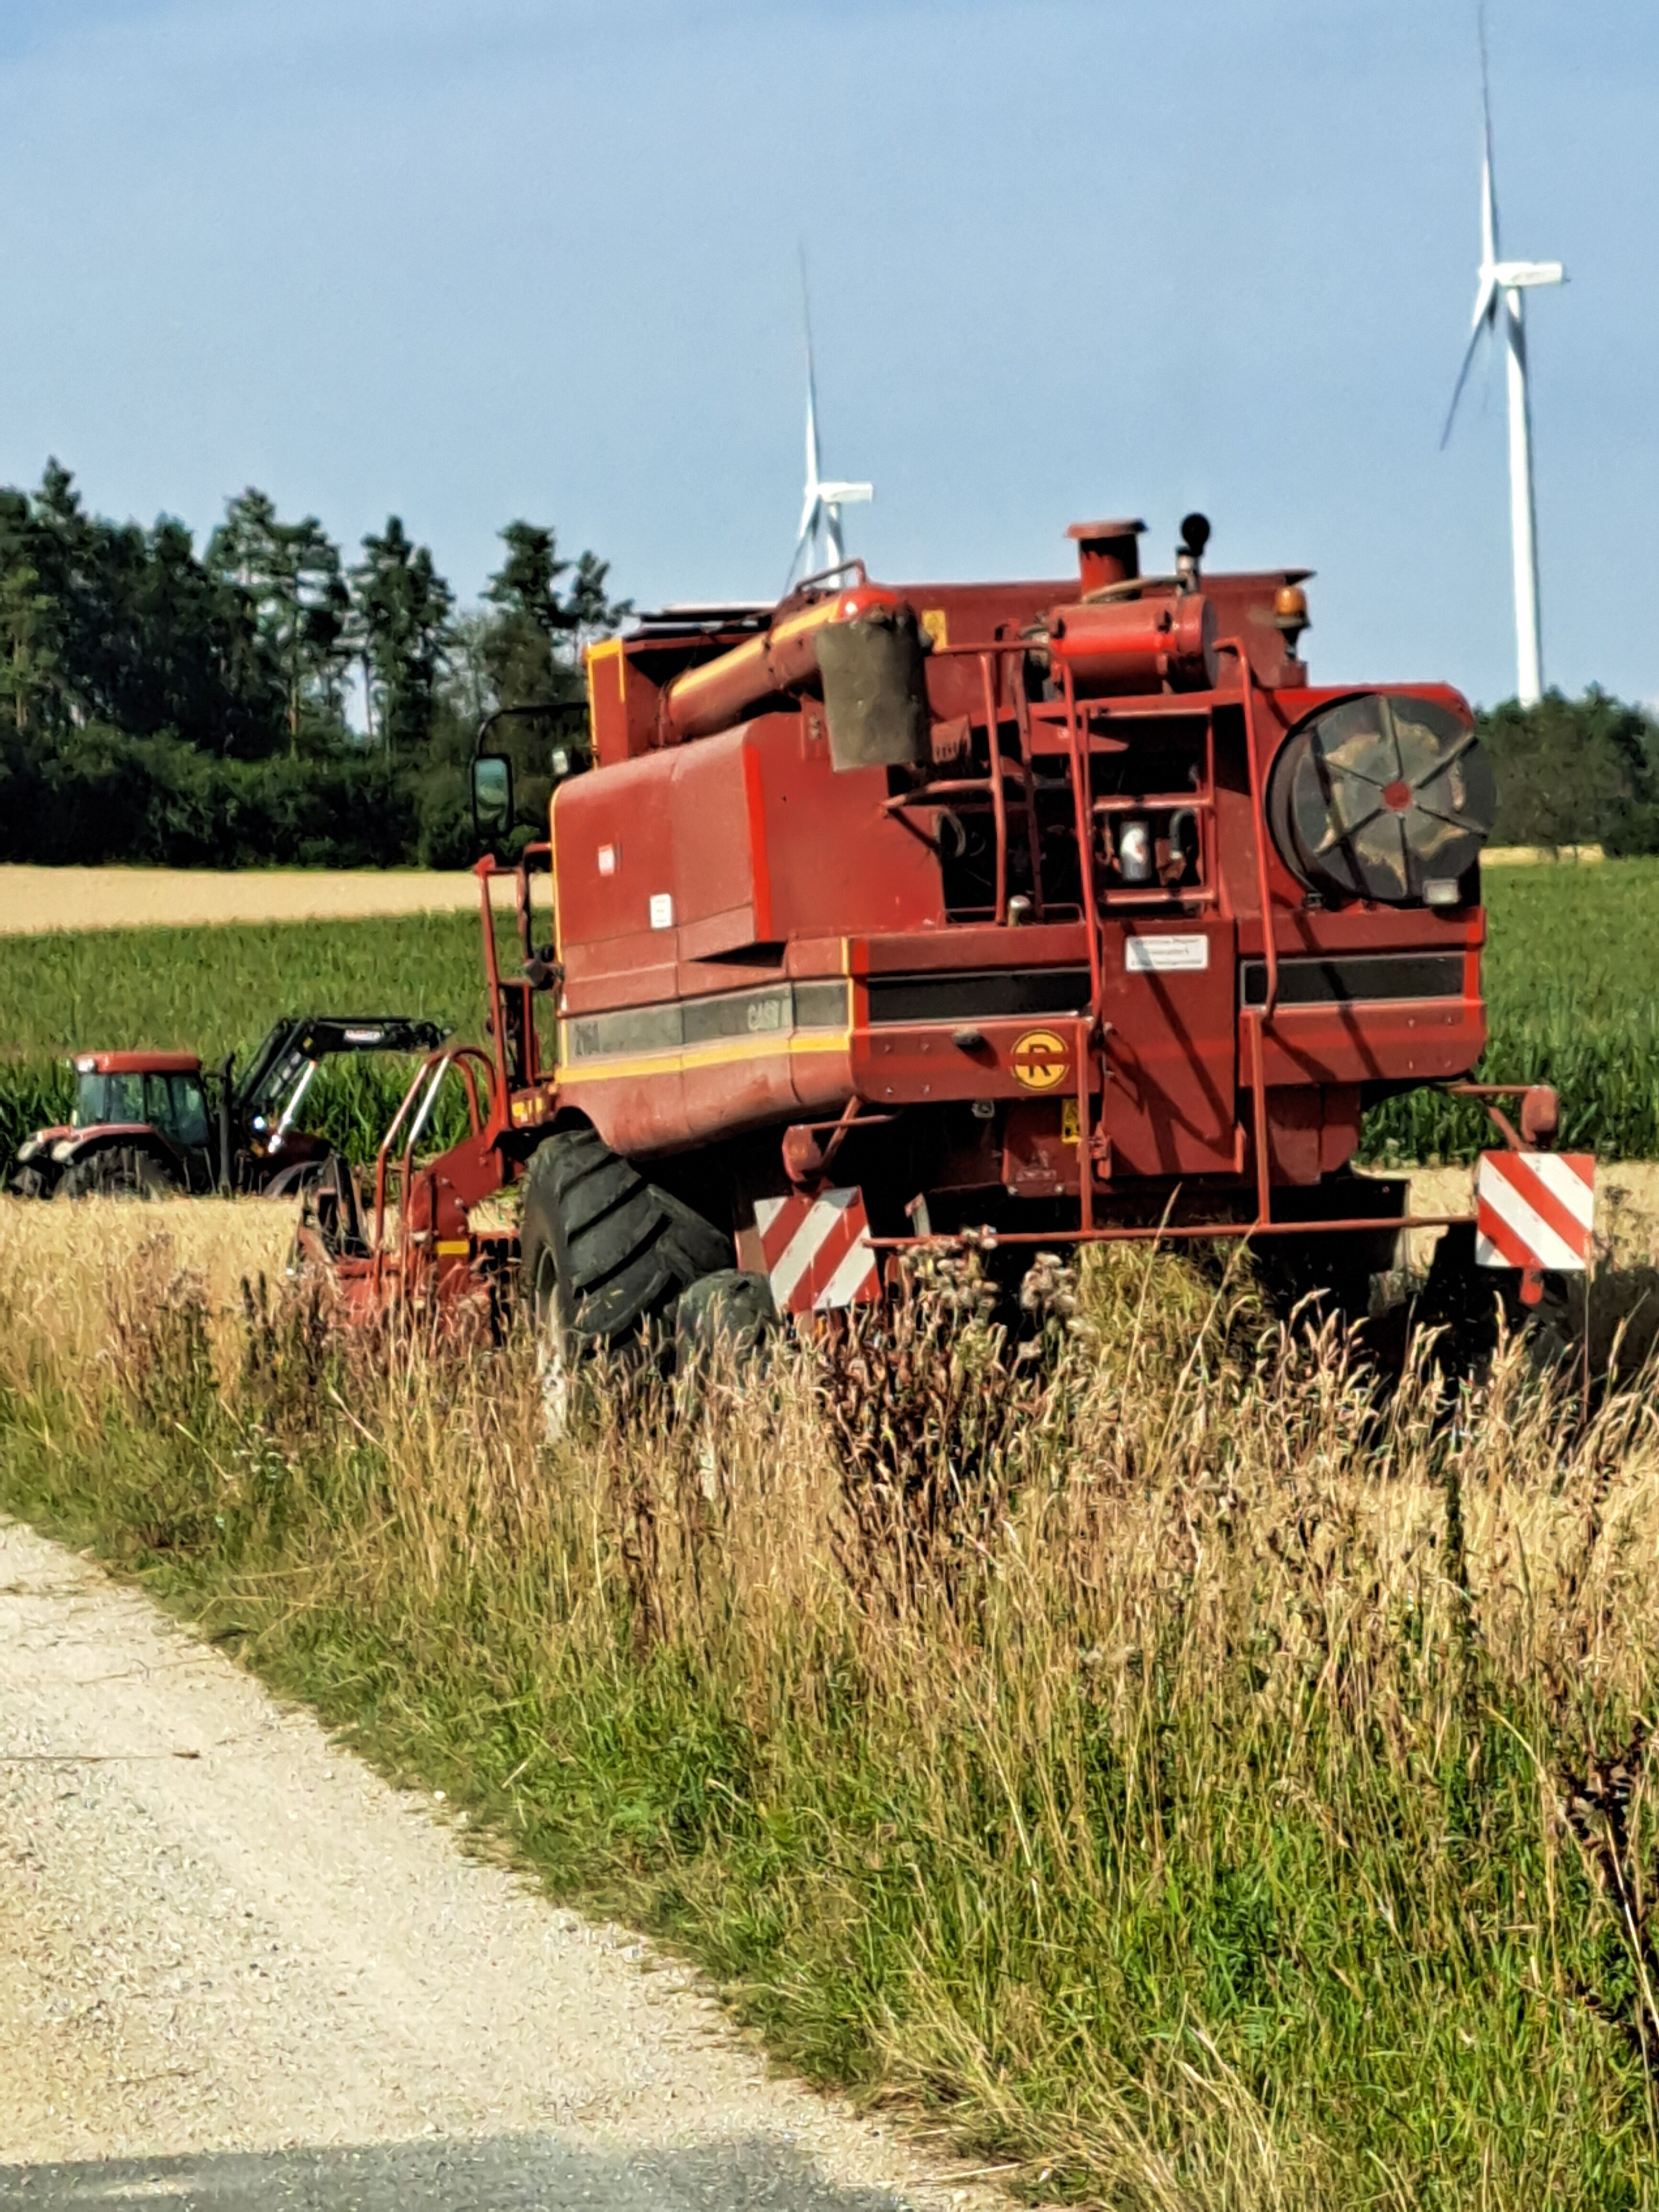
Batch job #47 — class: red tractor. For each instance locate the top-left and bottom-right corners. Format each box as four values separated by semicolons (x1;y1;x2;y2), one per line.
13;1018;447;1200
310;514;1586;1365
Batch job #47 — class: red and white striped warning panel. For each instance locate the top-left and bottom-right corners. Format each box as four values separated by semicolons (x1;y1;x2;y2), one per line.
754;1187;881;1314
1474;1151;1595;1273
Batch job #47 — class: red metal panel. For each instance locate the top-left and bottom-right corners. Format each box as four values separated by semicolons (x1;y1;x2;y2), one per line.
678;1051;798;1148
1098;920;1240;1176
1258;1000;1486;1088
747;718;940;940
853;1018;1079;1106
1260;1085;1364;1184
848;920;1092;976
559;943;680;1014
558;1033;854;1163
669;725;763;957
553;750;679;951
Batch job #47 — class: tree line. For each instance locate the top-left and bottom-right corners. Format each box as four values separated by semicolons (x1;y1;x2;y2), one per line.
1;459;1653;869
0;464;628;868
1480;690;1659;855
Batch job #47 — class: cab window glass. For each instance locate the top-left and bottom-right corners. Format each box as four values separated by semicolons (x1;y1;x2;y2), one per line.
102;1074;145;1122
166;1075;209;1149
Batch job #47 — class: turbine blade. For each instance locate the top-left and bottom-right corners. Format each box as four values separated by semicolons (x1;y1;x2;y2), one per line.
1479;0;1500;262
1480;148;1498;275
786;497;820;587
1495;259;1565;289
1440;308;1493;449
799;245;822;496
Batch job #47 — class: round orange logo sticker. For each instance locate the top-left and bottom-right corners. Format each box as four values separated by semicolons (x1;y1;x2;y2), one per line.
1010;1028;1071;1092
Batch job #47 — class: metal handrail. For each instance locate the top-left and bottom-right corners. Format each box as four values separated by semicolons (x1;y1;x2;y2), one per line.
1217;638;1279;1019
369;1044;492;1292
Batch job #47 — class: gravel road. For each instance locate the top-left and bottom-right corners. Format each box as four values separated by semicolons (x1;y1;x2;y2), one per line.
0;1519;999;2212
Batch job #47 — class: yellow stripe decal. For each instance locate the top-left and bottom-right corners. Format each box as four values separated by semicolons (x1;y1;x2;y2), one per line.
557;1031;850;1086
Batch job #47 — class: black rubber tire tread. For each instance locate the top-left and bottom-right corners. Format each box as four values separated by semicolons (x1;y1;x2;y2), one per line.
262;1157;334;1201
1416;1221;1575;1374
675;1269;778;1368
519;1128;732;1350
557;1145;646;1249
579;1245;683;1338
55;1145;179;1201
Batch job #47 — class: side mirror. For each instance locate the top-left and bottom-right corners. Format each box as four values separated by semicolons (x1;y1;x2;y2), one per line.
472;754;514;846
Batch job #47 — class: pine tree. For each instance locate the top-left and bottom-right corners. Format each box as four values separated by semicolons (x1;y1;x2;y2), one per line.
348;518;454;761
480;521;630;710
207;490;351;751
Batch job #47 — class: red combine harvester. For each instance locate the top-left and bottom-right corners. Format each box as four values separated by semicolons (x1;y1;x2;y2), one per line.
311;515;1592;1360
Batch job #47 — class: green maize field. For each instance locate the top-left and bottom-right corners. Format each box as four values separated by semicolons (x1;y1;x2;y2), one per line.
0;911;504;1175
0;861;1654;1178
1365;858;1659;1163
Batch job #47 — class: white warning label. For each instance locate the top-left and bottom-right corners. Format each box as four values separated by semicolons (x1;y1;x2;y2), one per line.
1125;934;1209;974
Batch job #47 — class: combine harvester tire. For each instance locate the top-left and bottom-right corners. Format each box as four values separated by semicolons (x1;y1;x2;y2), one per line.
520;1128;769;1422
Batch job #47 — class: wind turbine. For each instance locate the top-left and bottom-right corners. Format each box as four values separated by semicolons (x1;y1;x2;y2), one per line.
788;258;872;586
1441;14;1565;707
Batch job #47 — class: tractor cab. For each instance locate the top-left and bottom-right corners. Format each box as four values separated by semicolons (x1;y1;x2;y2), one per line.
7;1050;220;1200
71;1053;211;1151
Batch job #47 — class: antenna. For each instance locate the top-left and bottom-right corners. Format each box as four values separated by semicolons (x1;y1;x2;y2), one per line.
1441;2;1565;706
787;251;873;589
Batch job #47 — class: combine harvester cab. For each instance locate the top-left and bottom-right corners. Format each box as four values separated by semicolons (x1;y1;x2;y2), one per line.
320;515;1591;1360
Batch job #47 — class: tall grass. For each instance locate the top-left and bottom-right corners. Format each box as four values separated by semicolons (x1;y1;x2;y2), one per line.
0;912;491;1059
4;1209;1659;2206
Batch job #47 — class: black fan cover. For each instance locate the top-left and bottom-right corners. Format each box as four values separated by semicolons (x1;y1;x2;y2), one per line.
1268;693;1496;905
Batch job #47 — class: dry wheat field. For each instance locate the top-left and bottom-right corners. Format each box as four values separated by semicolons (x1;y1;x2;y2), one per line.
0;864;519;936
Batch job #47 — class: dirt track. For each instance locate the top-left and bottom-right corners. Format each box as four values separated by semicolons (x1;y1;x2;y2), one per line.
0;867;517;935
0;1519;996;2211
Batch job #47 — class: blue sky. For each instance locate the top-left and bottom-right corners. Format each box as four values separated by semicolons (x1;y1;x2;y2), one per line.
0;0;1650;708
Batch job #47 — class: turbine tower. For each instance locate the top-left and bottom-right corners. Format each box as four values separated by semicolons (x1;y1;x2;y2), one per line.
789;258;872;586
1441;16;1564;707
